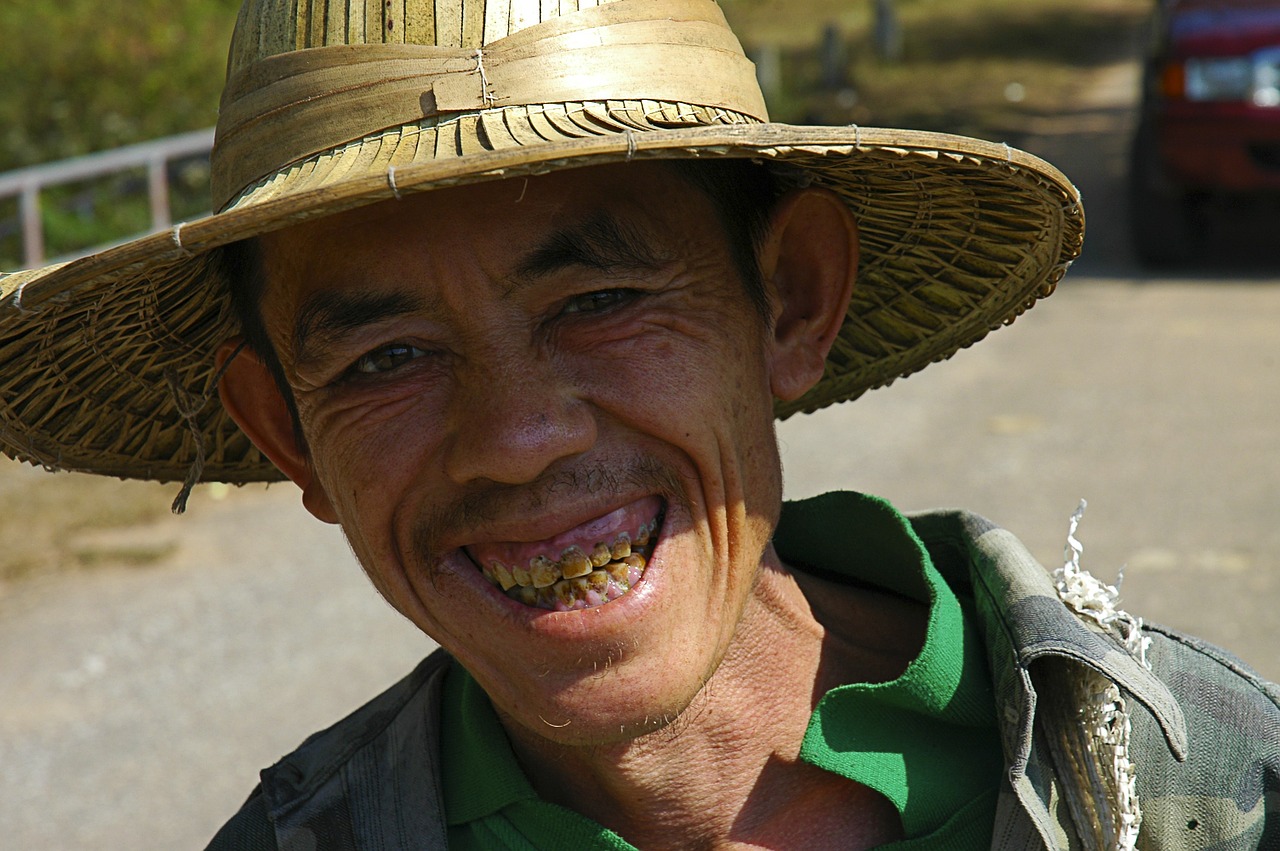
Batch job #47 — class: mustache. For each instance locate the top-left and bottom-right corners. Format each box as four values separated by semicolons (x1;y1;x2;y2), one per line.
412;454;685;564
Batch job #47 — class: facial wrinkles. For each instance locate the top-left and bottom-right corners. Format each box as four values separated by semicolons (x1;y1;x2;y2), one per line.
637;258;744;354
266;163;781;606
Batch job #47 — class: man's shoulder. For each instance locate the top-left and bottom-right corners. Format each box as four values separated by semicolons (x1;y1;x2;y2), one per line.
1128;620;1280;847
909;505;1280;847
909;503;1280;720
266;647;451;788
205;649;453;851
1139;619;1280;766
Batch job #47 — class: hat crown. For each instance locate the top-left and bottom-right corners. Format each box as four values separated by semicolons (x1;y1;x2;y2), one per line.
227;0;627;77
212;0;768;210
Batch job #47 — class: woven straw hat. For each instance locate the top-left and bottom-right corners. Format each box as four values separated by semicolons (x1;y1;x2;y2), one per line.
0;0;1083;495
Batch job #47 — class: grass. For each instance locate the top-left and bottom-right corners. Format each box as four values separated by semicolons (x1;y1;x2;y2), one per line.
0;0;238;172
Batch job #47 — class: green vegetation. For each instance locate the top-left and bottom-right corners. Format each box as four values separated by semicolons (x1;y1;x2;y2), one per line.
0;0;237;267
0;0;238;171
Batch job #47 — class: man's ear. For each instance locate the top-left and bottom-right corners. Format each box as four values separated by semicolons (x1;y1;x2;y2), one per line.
216;338;339;524
758;188;859;402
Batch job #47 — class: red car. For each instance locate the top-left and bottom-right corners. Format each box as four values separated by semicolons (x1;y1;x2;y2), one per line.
1129;0;1280;264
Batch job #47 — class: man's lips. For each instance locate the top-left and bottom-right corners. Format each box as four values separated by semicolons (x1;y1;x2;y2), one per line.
464;496;665;612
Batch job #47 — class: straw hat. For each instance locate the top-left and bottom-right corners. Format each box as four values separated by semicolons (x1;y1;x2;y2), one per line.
0;0;1083;499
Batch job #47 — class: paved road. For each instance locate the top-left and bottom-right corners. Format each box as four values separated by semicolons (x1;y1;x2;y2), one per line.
783;59;1280;679
3;61;1279;850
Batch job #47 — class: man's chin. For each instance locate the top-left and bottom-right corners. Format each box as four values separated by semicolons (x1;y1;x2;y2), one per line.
493;670;710;751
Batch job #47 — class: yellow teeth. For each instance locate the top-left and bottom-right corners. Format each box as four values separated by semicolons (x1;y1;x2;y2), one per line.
554;578;579;607
489;561;516;591
585;569;610;594
511;563;532;586
530;555;558;588
605;553;646;583
559;545;593;579
478;515;662;609
590;542;612;568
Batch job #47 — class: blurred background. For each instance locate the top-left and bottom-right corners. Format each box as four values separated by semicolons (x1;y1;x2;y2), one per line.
2;0;1278;847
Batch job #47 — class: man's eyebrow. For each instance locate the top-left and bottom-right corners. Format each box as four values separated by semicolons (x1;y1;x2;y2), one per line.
512;212;672;285
292;289;426;360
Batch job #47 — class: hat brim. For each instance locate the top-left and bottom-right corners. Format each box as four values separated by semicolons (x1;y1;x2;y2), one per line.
0;122;1082;484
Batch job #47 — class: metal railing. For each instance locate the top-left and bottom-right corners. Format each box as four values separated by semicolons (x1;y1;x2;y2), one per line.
0;128;216;267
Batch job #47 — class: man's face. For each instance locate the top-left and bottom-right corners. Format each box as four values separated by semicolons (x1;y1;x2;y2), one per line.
252;163;798;744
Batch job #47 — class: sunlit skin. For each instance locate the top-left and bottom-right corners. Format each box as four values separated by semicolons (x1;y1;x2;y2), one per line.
218;162;928;849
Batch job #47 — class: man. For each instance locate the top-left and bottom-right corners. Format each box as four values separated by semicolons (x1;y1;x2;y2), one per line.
1;0;1276;849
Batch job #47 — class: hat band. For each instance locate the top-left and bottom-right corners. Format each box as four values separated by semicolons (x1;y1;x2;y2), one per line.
211;0;768;210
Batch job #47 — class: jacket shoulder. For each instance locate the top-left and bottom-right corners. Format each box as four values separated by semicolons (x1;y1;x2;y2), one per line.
204;649;453;851
205;787;277;851
909;507;1280;848
1134;622;1280;849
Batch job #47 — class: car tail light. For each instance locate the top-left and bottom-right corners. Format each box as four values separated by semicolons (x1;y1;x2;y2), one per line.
1160;61;1186;99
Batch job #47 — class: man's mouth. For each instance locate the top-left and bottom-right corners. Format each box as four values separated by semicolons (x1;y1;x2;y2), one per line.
465;500;664;612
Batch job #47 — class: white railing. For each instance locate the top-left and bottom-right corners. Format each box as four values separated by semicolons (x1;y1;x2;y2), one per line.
0;128;216;267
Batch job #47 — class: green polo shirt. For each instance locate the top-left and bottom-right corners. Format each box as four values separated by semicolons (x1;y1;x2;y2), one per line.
441;491;1003;849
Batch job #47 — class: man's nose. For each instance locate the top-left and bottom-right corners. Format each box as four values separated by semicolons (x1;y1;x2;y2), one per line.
441;353;596;485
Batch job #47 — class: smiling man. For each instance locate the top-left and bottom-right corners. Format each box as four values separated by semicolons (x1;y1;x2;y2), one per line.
2;0;1277;849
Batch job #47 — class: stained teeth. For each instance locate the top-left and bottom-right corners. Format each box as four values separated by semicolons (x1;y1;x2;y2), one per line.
605;561;631;584
585;570;609;594
511;562;532;586
622;553;646;585
553;578;579;608
590;542;612;567
490;561;516;591
566;576;593;609
484;512;662;609
559;545;593;579
530;555;559;588
506;566;639;610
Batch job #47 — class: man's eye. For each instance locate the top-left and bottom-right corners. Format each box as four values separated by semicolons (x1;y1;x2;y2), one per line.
352;344;427;375
562;290;632;315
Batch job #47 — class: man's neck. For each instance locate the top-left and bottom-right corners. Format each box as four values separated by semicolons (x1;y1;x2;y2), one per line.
500;549;928;850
